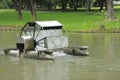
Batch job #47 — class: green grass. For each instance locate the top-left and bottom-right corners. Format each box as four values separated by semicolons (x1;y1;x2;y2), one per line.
0;9;120;31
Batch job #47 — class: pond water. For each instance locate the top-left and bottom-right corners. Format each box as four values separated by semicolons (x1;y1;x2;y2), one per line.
0;32;120;80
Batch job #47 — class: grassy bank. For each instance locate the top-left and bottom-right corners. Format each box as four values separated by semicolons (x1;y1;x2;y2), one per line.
0;9;120;32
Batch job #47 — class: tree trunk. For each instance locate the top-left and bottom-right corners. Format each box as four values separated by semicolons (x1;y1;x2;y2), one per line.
106;0;116;20
29;0;37;21
61;0;68;11
25;0;37;21
46;0;52;10
12;0;22;20
86;0;90;12
70;0;78;11
98;0;104;11
97;0;107;11
104;0;107;10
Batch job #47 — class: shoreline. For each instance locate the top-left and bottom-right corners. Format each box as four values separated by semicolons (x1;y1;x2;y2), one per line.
0;25;21;31
0;25;120;33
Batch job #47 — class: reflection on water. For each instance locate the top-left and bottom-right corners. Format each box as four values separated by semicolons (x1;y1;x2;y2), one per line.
1;32;120;80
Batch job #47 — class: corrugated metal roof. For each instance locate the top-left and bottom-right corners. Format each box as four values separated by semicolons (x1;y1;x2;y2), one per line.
36;21;63;27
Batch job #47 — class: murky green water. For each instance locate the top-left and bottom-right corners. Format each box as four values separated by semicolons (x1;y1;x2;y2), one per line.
1;32;120;80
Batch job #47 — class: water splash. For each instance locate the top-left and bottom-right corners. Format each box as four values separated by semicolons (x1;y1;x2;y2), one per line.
0;49;5;55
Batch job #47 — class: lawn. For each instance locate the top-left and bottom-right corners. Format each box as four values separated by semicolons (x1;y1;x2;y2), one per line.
0;9;120;32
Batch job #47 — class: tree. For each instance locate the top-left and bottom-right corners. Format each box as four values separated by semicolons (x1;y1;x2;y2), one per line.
70;0;79;10
61;0;68;10
46;0;52;10
25;0;37;21
97;0;107;11
86;0;91;12
29;0;37;21
12;0;22;20
106;0;116;20
0;0;13;8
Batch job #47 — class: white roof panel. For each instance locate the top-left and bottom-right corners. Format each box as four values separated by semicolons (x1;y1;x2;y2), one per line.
36;21;63;27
